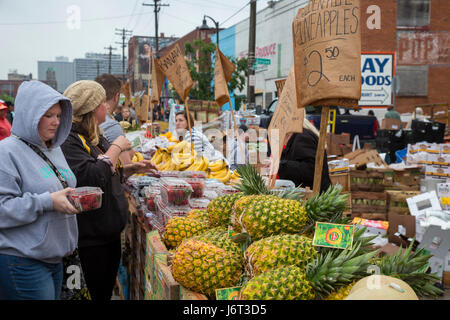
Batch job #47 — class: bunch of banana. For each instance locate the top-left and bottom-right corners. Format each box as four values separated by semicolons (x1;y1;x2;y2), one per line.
132;152;144;163
207;159;232;183
185;156;209;171
230;170;241;181
151;148;166;165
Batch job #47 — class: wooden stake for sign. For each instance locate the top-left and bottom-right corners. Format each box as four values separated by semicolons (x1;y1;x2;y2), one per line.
184;97;194;153
313;106;330;194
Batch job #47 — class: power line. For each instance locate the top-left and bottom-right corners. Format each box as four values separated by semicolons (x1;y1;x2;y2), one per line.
143;0;170;58
115;28;133;80
104;45;118;74
222;1;251;26
0;11;154;26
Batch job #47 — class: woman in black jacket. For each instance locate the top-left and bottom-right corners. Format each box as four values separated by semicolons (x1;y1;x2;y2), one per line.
277;116;331;193
61;80;156;300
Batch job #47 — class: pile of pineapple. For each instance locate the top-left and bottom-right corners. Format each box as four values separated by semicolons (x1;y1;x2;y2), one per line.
150;140;239;183
161;165;443;300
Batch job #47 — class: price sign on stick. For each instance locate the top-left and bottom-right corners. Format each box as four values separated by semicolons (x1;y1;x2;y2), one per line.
292;0;362;110
268;66;304;187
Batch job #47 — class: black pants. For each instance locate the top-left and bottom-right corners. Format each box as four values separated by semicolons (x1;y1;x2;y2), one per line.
78;240;121;301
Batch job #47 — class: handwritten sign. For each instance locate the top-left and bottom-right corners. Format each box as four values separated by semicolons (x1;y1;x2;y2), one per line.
157;43;193;102
121;81;132;108
151;57;165;104
214;47;236;107
292;0;362;109
268;66;304;181
275;78;286;98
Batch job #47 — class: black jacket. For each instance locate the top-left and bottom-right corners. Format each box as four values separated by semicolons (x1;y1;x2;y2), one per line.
278;129;331;193
61;123;128;248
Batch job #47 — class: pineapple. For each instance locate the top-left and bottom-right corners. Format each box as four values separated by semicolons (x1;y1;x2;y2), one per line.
238;195;309;241
239;243;379;300
171;227;243;298
186;209;209;224
324;282;356;300
162;216;209;249
244;234;317;278
207;193;244;227
231;195;271;233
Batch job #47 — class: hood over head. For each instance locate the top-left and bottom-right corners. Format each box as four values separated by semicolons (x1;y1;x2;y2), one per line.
11;80;73;148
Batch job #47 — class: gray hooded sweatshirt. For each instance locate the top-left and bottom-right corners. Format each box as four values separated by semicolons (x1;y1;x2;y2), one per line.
0;81;78;264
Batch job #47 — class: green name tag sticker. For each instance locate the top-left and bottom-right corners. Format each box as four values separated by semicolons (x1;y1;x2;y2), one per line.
215;287;242;300
130;136;142;148
312;222;355;250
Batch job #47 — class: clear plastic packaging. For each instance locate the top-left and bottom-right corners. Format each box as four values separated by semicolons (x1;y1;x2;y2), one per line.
160;177;193;206
183;178;205;198
179;171;207;179
145;212;165;234
189;198;211;210
159;171;183;178
218;184;240;195
204;179;224;191
156;195;190;226
203;190;218;200
68;187;103;212
144;185;160;212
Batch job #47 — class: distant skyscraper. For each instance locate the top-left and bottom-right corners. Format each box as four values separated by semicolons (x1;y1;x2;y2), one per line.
74;53;128;82
38;58;75;93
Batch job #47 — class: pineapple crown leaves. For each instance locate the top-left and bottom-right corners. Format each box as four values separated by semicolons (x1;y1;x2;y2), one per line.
376;240;444;297
235;165;271;195
304;185;350;223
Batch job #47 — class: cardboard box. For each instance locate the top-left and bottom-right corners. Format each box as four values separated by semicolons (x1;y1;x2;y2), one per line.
381;118;403;130
179;286;208;300
350;169;385;192
388;213;416;247
326;133;351;156
330;173;351;193
152;258;180;300
393;166;422;186
379;243;407;256
344;149;387;169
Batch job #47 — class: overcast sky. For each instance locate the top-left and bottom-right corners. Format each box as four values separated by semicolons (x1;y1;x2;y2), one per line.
0;0;268;79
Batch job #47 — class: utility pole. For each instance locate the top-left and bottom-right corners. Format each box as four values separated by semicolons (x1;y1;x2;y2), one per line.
247;0;257;109
104;45;117;74
143;0;169;58
115;28;133;81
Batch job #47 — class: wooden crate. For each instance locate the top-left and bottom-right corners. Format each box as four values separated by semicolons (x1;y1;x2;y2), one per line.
351;191;387;214
344;149;387;168
330;172;350;193
386;190;421;215
351;212;388;220
350;170;385;192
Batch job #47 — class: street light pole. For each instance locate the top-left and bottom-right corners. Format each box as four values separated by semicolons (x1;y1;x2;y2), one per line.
200;15;219;48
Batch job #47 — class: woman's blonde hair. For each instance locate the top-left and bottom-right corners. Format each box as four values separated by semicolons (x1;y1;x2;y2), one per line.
73;112;101;146
303;111;320;137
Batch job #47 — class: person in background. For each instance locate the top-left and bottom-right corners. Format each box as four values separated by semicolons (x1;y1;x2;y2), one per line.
5;101;14;125
113;105;123;122
368;110;379;136
121;106;134;124
406;107;428;129
277;113;331;193
384;105;401;120
0;101;12;141
0;81;79;300
229;124;250;171
95;74;133;164
175;111;225;162
61;80;157;300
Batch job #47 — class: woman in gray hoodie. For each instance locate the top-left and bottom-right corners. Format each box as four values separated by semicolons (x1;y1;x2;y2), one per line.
0;81;79;300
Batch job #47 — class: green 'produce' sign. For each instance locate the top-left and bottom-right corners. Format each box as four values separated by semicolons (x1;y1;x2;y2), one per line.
313;222;355;250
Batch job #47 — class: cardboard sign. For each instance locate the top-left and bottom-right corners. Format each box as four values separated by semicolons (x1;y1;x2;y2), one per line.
275;78;287;98
121;81;132;107
214;47;236;107
313;222;354;250
215;287;242;300
292;0;362;108
151;57;165;104
134;94;141;120
268;66;304;179
381;118;402;130
157;43;193;102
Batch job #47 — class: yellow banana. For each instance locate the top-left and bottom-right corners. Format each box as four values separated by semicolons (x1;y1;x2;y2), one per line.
216;170;232;183
210;168;229;179
152;151;163;165
169;140;188;154
186;157;203;171
208;159;226;172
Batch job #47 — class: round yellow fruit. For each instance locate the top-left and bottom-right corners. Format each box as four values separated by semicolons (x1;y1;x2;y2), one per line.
345;275;418;300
